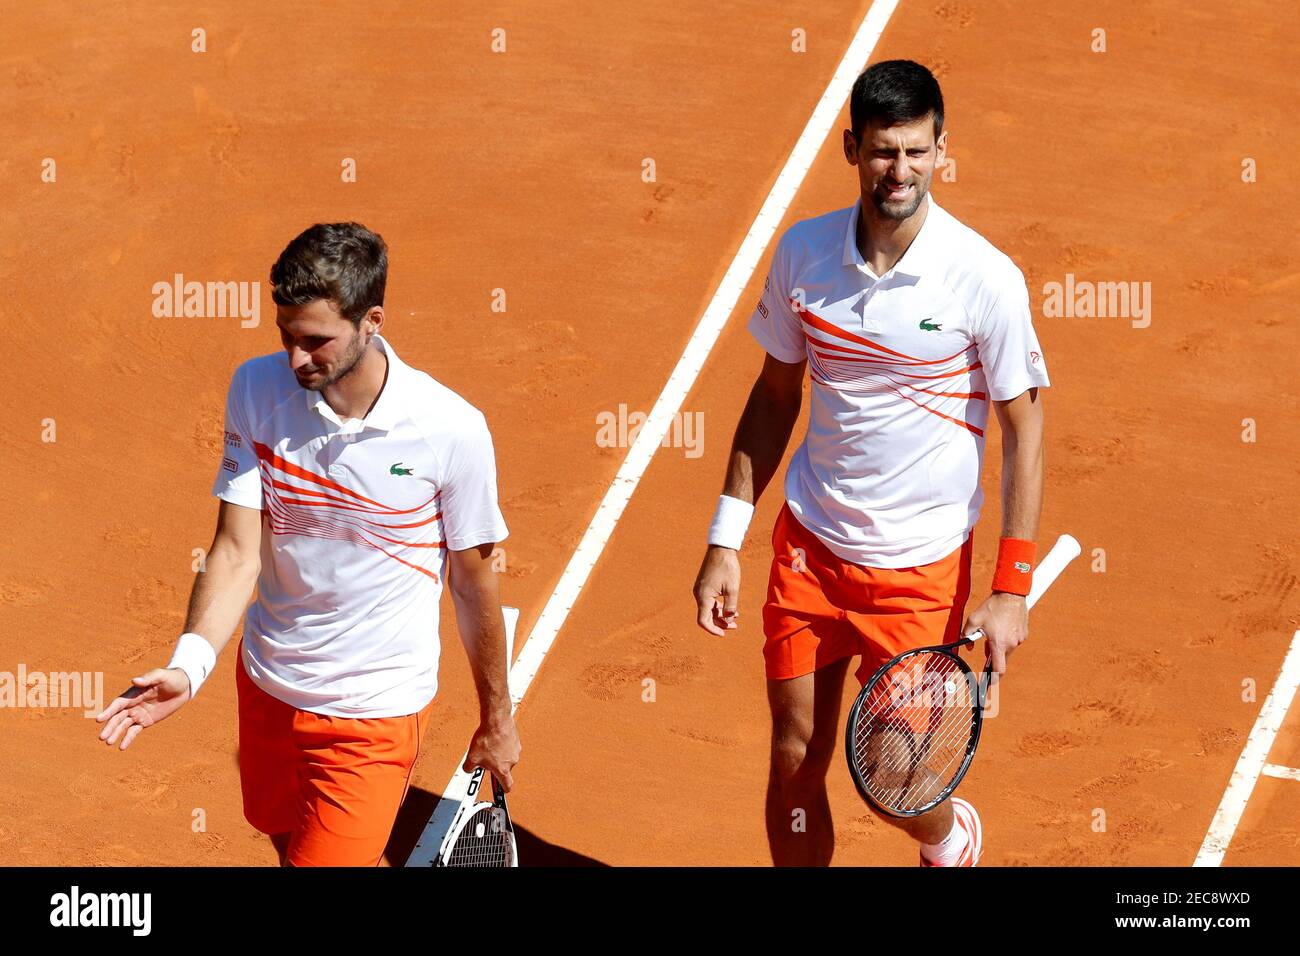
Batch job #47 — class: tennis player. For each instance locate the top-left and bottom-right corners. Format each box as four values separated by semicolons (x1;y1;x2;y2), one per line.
96;223;519;866
693;61;1049;867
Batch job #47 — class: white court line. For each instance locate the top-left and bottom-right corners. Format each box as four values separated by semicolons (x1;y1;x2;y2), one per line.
406;0;902;866
1261;763;1300;782
1193;629;1300;867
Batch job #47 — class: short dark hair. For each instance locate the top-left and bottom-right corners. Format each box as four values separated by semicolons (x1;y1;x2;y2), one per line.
849;59;944;142
270;222;388;325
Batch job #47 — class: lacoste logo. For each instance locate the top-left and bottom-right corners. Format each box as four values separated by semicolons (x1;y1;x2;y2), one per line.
919;318;942;331
1014;561;1031;573
390;462;414;476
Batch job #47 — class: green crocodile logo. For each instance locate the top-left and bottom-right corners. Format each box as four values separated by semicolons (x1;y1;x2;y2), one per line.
919;318;943;331
390;462;414;476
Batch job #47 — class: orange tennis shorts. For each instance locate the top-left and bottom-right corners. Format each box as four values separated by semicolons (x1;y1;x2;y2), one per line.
762;503;973;685
235;644;435;867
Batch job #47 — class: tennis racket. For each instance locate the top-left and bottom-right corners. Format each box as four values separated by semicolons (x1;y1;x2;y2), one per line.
435;766;518;867
844;533;1082;817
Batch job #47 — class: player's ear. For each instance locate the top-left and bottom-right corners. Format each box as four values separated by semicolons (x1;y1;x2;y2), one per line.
935;129;948;165
843;128;859;165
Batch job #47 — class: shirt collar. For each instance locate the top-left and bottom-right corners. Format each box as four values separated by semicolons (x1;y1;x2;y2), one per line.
306;333;408;433
841;193;943;278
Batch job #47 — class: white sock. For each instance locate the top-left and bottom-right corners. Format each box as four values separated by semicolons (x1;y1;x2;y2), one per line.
920;812;969;866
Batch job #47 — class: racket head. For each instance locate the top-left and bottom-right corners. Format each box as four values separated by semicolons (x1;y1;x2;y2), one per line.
435;768;518;868
844;643;990;817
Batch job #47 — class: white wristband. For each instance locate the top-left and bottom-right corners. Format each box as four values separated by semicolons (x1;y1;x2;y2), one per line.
168;632;217;697
707;495;755;550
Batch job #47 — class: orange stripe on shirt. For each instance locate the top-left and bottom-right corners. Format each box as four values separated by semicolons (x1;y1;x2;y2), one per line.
799;308;970;366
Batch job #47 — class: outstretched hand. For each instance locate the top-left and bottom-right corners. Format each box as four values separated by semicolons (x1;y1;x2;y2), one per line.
95;668;193;750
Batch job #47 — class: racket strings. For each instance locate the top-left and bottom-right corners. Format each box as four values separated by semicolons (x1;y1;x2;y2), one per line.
850;651;980;813
444;806;514;867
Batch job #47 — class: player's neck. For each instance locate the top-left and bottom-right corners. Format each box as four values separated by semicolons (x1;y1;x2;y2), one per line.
856;194;929;277
322;342;388;422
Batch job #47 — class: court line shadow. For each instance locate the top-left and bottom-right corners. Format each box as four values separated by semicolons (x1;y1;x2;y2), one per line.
388;785;609;867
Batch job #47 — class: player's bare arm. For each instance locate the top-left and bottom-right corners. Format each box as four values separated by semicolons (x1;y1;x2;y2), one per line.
448;541;521;790
693;353;806;636
96;500;261;750
962;386;1045;682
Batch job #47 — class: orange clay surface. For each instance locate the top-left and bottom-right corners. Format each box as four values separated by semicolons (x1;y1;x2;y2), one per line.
2;1;1298;866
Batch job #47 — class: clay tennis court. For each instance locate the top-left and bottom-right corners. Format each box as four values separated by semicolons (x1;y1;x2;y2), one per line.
3;1;1298;867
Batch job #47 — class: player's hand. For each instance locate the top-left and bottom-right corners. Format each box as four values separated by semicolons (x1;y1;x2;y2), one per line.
95;667;193;751
693;545;741;635
963;591;1029;684
465;711;520;792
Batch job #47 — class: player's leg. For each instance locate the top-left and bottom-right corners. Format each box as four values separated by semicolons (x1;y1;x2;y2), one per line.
844;534;979;863
870;788;955;843
917;797;980;866
235;645;304;866
852;671;955;844
761;503;860;866
765;656;851;866
853;714;955;841
284;697;435;867
854;724;976;862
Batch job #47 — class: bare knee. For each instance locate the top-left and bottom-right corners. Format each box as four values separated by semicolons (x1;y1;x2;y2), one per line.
768;668;845;790
771;726;837;789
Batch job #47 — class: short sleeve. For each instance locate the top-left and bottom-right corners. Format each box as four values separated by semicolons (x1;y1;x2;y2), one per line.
971;271;1052;402
439;412;510;551
746;234;807;364
211;364;264;509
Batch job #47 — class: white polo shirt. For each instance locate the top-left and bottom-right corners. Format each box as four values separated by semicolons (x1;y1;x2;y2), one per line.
212;334;509;717
748;194;1050;569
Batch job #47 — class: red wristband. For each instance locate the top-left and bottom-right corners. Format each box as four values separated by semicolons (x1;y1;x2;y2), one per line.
992;538;1036;596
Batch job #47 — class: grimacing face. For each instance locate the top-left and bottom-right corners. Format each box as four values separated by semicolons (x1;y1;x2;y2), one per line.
844;115;947;221
275;299;374;392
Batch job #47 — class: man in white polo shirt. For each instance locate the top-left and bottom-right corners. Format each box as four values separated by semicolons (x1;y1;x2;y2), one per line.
96;222;519;866
694;60;1049;867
